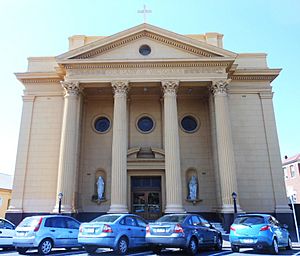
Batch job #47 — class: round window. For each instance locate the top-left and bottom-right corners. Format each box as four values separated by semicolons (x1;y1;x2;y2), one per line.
94;116;111;133
137;116;154;133
139;45;151;56
181;115;199;133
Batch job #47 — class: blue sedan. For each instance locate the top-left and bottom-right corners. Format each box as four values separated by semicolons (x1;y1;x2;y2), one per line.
146;214;222;255
78;214;148;255
230;214;292;254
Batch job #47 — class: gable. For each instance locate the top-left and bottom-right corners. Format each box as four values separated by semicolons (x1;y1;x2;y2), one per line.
56;24;236;62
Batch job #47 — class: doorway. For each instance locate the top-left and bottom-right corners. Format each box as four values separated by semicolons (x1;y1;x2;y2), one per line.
131;176;162;220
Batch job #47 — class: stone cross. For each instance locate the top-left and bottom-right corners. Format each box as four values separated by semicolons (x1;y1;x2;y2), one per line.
137;4;152;23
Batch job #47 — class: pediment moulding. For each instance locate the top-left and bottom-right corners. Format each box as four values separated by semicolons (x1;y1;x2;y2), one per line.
57;24;237;61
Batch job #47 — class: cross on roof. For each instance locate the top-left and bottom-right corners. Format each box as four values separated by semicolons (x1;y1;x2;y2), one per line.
137;4;152;23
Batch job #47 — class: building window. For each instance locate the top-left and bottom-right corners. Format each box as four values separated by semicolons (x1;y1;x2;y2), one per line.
283;167;288;179
180;115;199;133
139;45;151;56
290;165;296;178
94;116;111;133
137;115;155;133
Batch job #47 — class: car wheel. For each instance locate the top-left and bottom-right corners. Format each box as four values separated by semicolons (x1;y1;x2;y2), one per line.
270;238;279;255
231;245;239;252
38;238;53;255
115;236;129;255
214;235;222;251
151;246;162;254
16;247;28;255
286;236;292;250
187;237;198;255
84;245;98;254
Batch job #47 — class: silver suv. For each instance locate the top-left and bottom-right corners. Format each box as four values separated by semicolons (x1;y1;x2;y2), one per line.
13;215;81;255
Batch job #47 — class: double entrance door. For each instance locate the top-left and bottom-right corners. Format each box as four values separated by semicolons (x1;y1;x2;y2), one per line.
131;176;162;220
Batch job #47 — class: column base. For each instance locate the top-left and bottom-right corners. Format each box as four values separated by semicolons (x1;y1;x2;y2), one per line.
275;204;292;213
165;204;186;213
108;204;129;213
217;204;243;214
52;204;76;214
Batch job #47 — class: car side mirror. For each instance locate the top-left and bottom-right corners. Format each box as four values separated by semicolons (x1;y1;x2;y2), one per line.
282;224;288;229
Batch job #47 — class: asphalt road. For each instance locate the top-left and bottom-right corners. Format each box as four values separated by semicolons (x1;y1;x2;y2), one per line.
1;245;300;256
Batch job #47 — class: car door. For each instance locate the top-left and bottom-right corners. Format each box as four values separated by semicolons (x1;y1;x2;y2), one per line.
269;217;285;246
119;216;139;247
199;216;215;244
0;219;15;247
188;215;206;245
65;217;80;247
272;217;289;246
44;217;69;247
134;216;148;246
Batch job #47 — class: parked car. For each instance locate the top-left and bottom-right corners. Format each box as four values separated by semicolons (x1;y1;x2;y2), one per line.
0;218;15;250
230;214;292;254
146;213;222;255
13;215;81;255
78;213;148;255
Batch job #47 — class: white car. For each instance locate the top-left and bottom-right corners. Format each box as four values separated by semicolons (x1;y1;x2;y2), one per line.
0;218;15;250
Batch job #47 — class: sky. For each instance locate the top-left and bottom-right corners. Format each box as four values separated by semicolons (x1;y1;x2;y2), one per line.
0;0;299;175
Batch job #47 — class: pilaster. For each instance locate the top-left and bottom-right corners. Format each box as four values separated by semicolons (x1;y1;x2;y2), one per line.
162;80;185;213
7;95;35;214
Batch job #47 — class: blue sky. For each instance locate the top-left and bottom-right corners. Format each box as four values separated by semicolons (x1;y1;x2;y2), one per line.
0;0;299;175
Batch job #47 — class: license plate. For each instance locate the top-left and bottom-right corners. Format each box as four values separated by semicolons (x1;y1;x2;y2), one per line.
241;239;254;244
85;228;95;233
155;228;166;233
17;232;26;236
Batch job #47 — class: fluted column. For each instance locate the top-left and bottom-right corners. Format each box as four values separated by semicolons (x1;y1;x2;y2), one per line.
53;81;82;213
210;80;241;213
162;80;185;213
108;81;129;213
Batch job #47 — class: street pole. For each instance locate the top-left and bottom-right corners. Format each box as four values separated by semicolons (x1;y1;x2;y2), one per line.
58;192;63;214
232;192;238;218
290;195;300;243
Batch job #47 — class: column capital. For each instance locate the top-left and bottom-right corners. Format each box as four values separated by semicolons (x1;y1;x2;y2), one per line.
162;80;179;96
61;81;81;96
111;81;129;95
210;79;231;96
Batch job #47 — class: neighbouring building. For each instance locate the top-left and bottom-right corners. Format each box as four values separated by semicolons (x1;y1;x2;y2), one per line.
7;24;291;228
0;173;13;218
283;154;300;203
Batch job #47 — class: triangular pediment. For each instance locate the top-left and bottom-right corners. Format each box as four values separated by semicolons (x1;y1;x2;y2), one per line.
57;23;236;62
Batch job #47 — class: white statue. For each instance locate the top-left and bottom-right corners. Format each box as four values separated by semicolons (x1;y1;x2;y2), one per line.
188;175;198;200
97;176;105;200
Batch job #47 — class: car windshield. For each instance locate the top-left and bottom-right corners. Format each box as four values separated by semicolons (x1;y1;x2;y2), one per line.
91;215;121;223
18;217;42;227
234;216;265;225
156;215;188;223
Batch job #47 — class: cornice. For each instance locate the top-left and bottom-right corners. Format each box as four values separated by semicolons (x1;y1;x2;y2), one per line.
60;59;234;70
15;72;62;84
229;68;281;82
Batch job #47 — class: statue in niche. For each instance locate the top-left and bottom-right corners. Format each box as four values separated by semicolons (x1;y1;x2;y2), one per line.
97;176;105;200
188;175;198;200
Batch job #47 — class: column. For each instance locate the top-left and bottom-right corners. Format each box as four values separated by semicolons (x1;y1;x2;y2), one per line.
7;95;35;215
53;81;82;213
209;80;241;213
108;81;129;213
162;80;185;213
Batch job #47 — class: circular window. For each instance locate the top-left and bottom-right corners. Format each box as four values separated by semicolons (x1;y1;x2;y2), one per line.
139;45;151;56
137;116;155;133
94;116;111;133
180;115;199;133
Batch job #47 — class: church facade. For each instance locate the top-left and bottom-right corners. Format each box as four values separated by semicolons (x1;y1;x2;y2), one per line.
7;24;291;227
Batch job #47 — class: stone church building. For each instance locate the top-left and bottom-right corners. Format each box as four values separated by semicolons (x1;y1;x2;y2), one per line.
7;24;291;227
